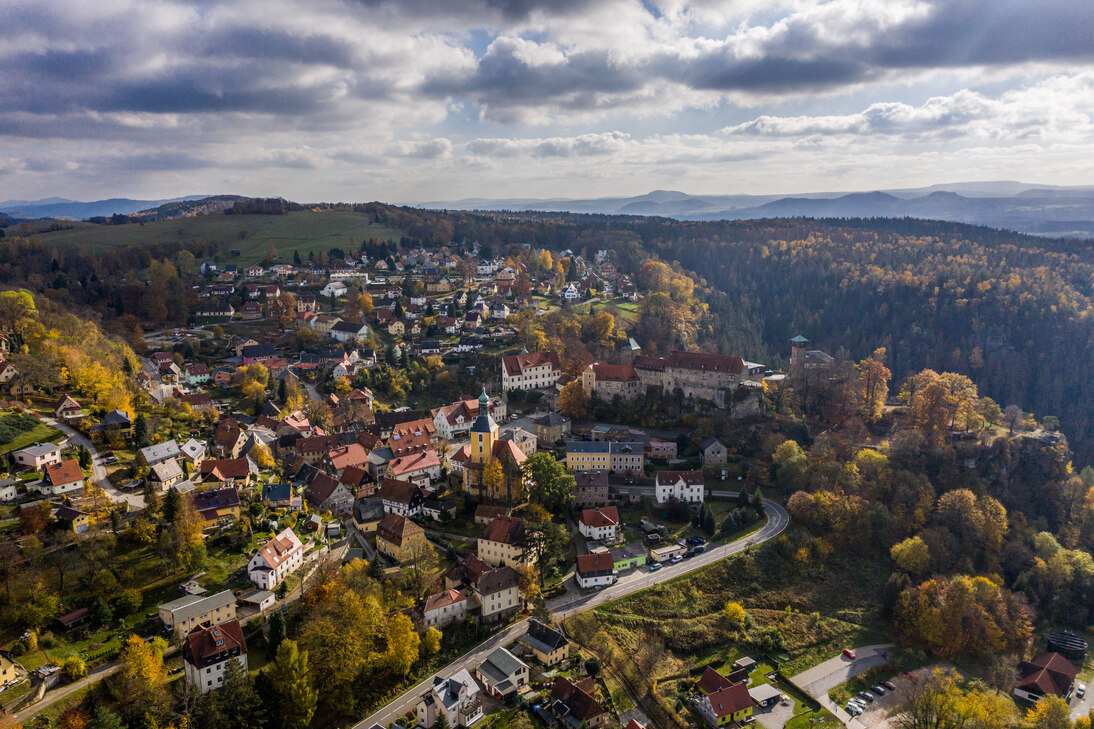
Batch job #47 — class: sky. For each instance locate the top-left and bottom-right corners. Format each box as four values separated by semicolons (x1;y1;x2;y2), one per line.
3;0;1094;203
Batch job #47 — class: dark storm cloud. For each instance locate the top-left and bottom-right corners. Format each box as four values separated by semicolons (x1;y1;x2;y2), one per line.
349;0;602;22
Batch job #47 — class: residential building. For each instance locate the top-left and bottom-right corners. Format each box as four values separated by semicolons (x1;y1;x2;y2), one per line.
158;590;237;637
183;620;248;694
14;442;62;471
148;458;185;491
418;588;470;629
529;412;570;446
38;459;84;496
700;437;728;467
247;528;304;590
331;320;370;343
139;439;181;466
1014;653;1078;702
378;477;425;516
576;552;615;589
261;482;301;511
376;513;428;564
180;438;207;467
192;487;241;529
565;441;645;475
501;351;561;391
695;682;753;727
472;564;521;622
432;396;505;441
477;515;531;569
416;669;484;729
55;505;91;533
573;471;609;508
54;394;83;420
304;474;354;516
521;619;570;667
578;506;620;543
198;458;253;487
476;647;529;699
322;443;370;477
546;677;607;728
610;542;646;572
353;497;386;533
581;363;642;401
474;505;507;526
655;470;705;504
386;449;441;487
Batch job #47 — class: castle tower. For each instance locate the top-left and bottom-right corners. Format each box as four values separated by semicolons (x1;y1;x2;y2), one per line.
790;335;808;380
620;337;642;366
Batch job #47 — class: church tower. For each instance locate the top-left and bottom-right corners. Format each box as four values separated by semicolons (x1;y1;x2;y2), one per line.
469;386;498;462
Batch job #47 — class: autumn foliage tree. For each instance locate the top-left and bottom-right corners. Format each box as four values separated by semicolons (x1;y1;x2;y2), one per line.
558;380;588;419
858;349;891;423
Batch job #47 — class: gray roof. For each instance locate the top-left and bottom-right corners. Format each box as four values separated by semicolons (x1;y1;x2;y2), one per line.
610;542;647;562
478;647;528;685
181;438;207;460
532;412;569;427
173;479;196;494
238;589;275;605
524;619;568;653
16;443;60;458
699;436;725;451
432;668;478;710
748;683;783;702
150;458;183;482
140;440;180;464
159;589;236;624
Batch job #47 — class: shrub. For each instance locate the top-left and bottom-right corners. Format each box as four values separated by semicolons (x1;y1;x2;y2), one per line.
62;655;88;682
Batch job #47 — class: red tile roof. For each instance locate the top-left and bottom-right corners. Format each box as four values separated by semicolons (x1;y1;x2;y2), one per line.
706;683;752;718
698;666;733;694
183;619;247;670
576;552;614;574
46;459;83;486
502;351;560;376
480;515;526;545
579;506;620;529
377;513;424;547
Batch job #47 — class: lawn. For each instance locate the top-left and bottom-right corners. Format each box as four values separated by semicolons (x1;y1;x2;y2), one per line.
31;210;403;264
0;409;64;456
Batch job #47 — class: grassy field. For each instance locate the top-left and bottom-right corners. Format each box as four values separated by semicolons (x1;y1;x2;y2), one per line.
30;210;403;263
3;421;63;454
569;297;640;323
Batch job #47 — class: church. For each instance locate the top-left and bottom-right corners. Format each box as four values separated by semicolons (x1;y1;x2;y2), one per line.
460;388;528;504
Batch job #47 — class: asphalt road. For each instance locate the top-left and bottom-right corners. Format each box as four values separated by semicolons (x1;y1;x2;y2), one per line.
351;498;790;729
43;416;145;510
790;644;894;727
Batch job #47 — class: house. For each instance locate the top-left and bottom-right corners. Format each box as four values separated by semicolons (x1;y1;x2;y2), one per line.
472;563;521;622
474;505;508;526
184;364;211;385
241;343;276;365
8;379;35;399
648;437;677;460
416;669;484;729
0;359;18;383
247;528;305;590
54;394;83;420
476;647;529;699
192;487;242;528
353;497;386;533
38;459;84;496
387;449;441;487
158;589;238;637
477;515;531;569
655;470;705;504
546;677;607;728
322;443;371;477
179;392;214;412
559;283;580;302
565;441;645;475
610;542;646;572
304;474;354;516
521;619;570;667
14;442;63;471
183;620;248;694
261;482;301;511
331;320;370;343
0;478;17;501
180;438;207;467
697;666;734;695
148;458;185;491
418;588;470;629
1014;653;1078;702
378;477;425;516
212;425;246;458
700;437;728;467
139;439;181;466
99;409;133;436
432;396;504;441
387;319;406;336
578;506;620;543
581;363;642;402
376;513;428;564
529;412;571;446
573;472;610;508
696;682;753;727
199;458;253;487
576;552;616;589
422;497;457;522
320;281;348;298
501;351;561;391
55;505;91;533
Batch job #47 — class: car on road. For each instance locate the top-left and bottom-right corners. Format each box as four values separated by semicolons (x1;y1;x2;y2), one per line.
871;685;886;695
1078;683;1086;699
880;680;896;691
648;562;663;572
857;691;875;703
843;648;856;660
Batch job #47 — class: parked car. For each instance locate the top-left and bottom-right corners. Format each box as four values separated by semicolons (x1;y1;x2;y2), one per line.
880;680;896;691
1078;683;1087;699
842;648;856;660
691;545;705;555
857;692;875;703
846;704;863;717
648;562;663;572
669;555;683;564
871;685;886;695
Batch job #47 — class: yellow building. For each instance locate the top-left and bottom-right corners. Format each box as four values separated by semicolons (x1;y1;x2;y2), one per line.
388;320;406;336
462;389;526;503
376;513;428;563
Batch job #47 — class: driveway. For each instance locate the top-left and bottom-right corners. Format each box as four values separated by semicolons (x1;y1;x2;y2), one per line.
43;416;145;510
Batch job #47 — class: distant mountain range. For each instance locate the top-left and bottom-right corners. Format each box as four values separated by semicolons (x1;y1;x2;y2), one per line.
0;195;213;220
417;182;1094;236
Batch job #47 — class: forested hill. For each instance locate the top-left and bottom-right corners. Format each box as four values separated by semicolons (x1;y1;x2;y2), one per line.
603;216;1094;460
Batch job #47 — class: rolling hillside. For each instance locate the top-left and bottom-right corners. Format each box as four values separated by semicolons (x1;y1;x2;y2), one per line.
30;210;402;263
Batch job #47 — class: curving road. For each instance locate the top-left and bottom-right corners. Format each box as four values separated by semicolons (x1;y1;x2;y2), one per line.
352;498;789;729
42;416;145;510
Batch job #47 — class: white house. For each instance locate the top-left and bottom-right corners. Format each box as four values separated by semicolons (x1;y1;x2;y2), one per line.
475;647;529;699
418;669;484;729
247;528;304;590
320;281;348;298
330;320;370;343
500;351;562;392
34;459;84;496
183;620;248;694
578;506;620;543
420;588;469;629
14;442;63;471
560;283;580;302
575;552;616;589
654;470;705;504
